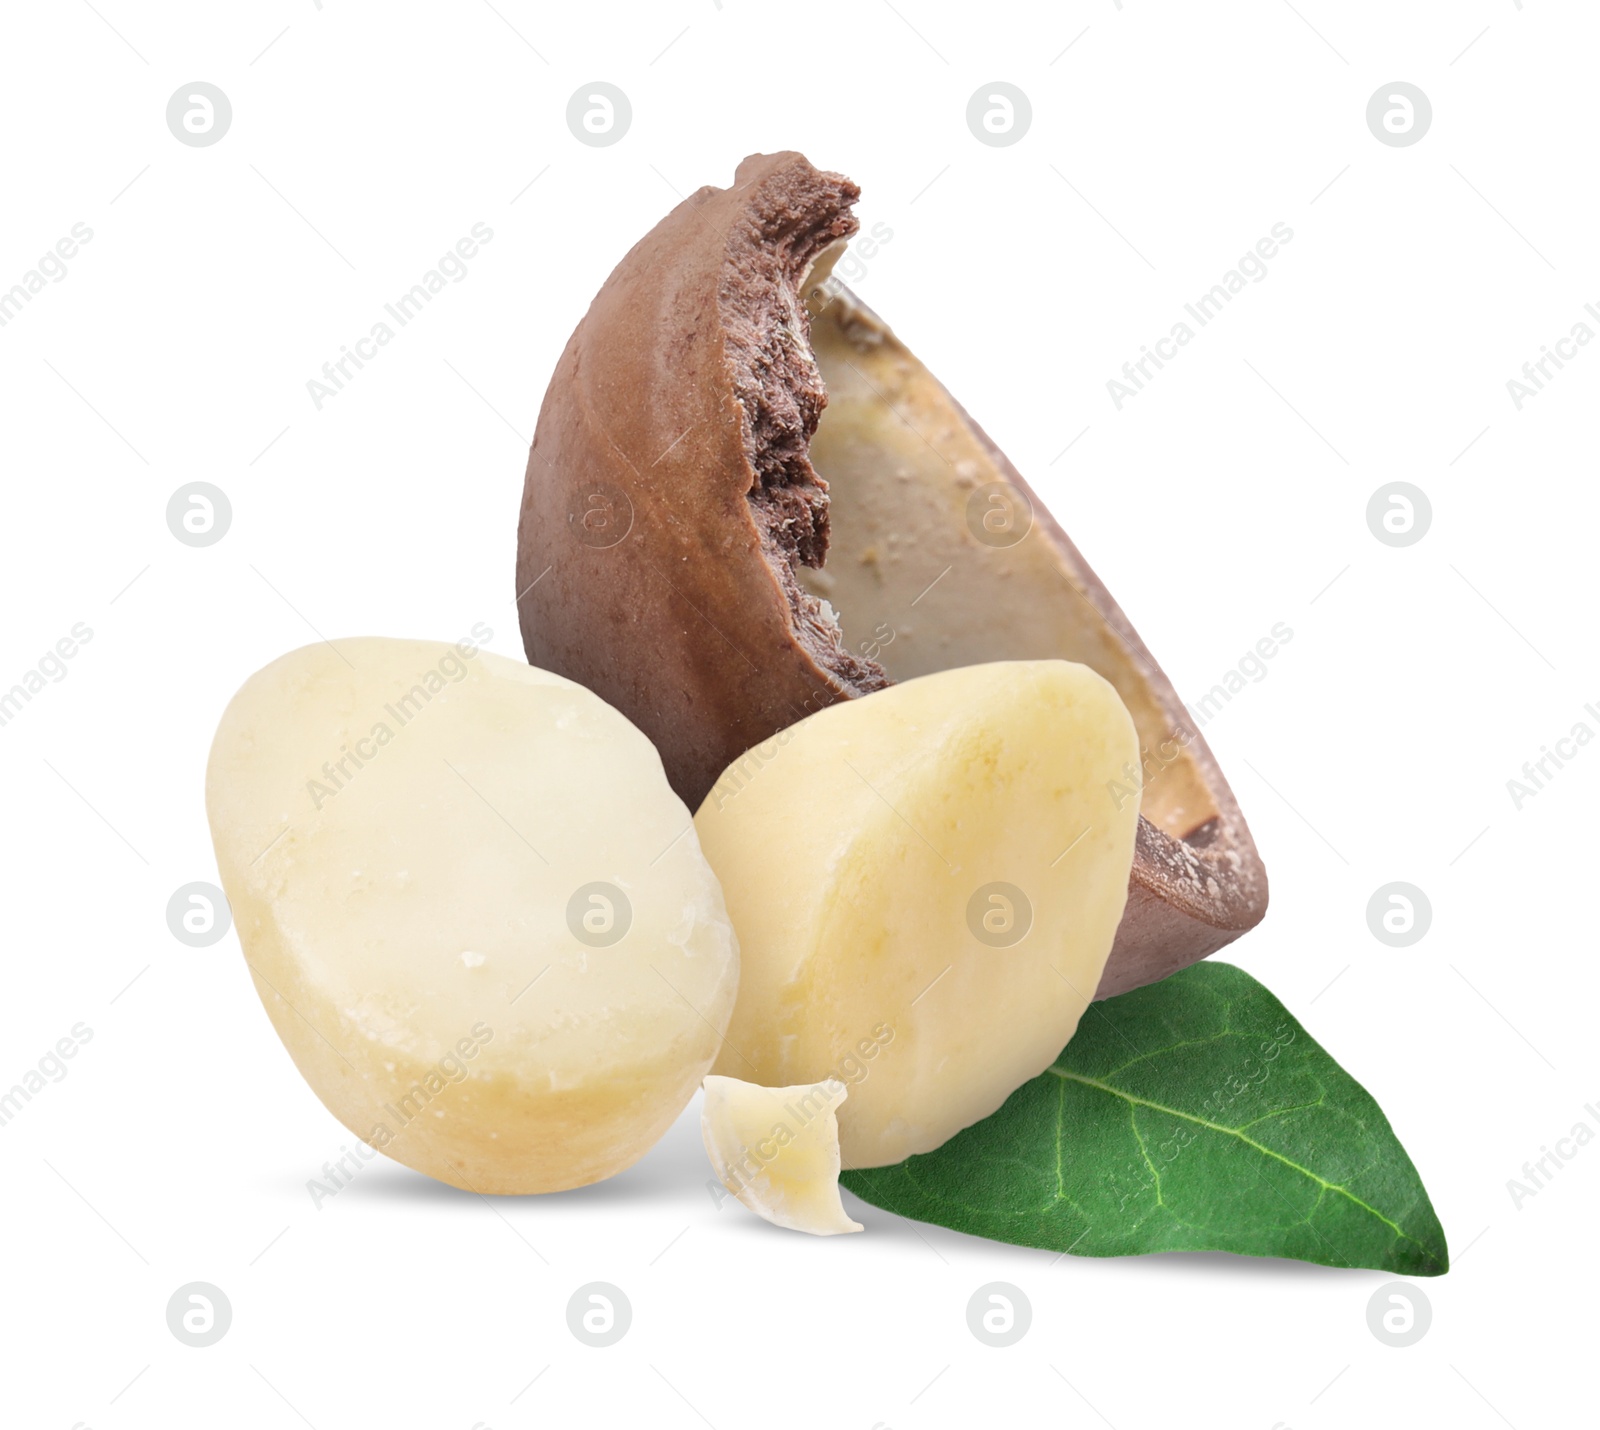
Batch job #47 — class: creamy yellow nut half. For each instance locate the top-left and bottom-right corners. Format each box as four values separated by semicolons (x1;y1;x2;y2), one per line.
702;1076;862;1235
206;636;739;1195
695;660;1141;1169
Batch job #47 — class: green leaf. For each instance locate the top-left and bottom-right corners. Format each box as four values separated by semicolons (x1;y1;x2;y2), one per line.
841;961;1448;1274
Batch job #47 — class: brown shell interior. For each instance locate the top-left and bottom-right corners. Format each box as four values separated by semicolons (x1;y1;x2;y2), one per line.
797;281;1218;844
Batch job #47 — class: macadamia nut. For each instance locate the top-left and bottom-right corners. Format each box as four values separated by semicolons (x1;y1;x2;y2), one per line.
206;637;739;1194
695;660;1140;1168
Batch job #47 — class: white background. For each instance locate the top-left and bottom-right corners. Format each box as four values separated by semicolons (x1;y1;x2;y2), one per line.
1;1;1594;1426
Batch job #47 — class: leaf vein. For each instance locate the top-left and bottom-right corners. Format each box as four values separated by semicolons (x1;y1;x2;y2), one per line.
1234;1095;1329;1131
1054;1076;1066;1202
1127;1107;1165;1206
1048;1067;1423;1250
1101;1029;1240;1081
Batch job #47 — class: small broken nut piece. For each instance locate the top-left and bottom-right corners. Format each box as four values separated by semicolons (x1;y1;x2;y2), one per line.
702;1075;862;1235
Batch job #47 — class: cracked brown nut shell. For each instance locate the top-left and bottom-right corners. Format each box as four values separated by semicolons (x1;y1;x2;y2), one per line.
516;151;1267;999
